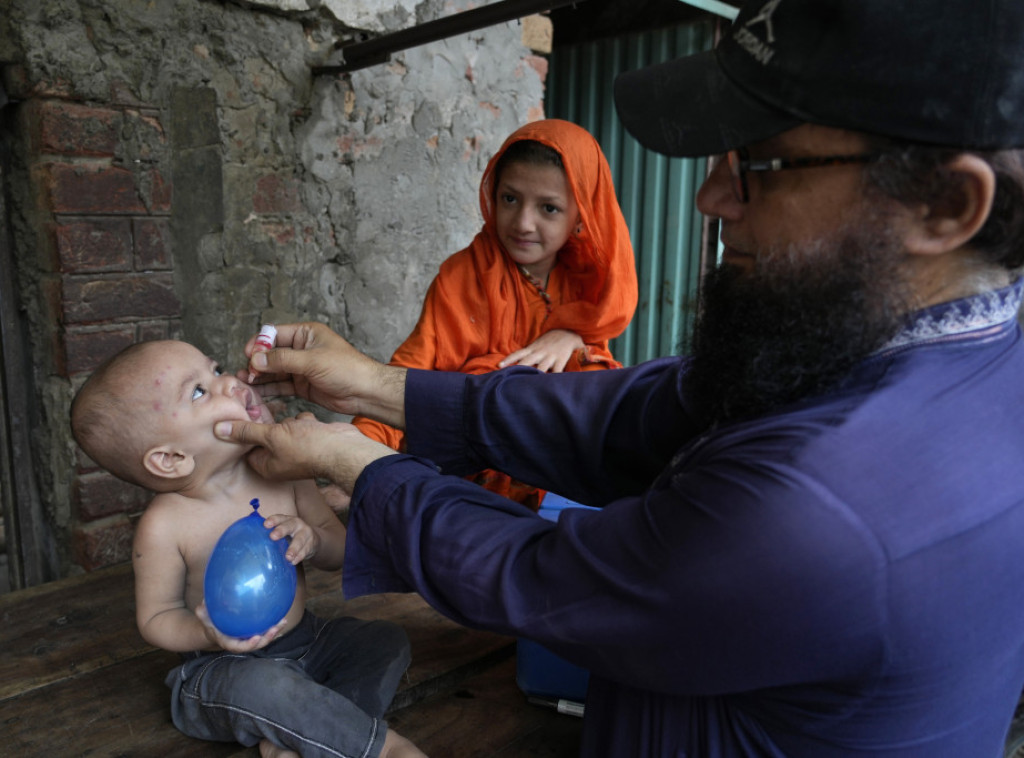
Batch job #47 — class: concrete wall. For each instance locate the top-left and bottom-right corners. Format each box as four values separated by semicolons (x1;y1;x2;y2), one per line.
0;0;547;576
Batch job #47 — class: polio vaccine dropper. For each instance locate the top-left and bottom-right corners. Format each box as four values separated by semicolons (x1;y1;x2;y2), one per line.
204;498;297;637
248;324;277;383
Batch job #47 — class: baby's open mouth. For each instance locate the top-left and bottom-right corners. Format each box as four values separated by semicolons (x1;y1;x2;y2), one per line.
243;388;267;421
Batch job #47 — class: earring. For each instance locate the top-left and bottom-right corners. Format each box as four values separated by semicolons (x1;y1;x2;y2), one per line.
575;223;583;235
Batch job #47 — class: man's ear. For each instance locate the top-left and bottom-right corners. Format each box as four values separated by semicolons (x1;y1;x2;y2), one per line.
143;445;195;480
903;154;996;257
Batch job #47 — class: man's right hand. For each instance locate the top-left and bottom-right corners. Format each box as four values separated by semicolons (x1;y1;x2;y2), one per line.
243;322;408;428
214;412;397;492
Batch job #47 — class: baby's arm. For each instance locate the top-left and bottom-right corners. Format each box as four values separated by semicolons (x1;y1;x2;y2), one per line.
134;501;281;653
133;502;221;652
264;480;346;570
498;328;585;373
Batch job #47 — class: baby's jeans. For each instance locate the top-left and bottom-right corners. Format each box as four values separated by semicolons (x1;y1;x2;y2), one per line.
165;611;411;758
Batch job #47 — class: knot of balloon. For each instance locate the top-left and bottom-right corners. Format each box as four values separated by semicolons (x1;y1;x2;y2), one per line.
204;498;298;637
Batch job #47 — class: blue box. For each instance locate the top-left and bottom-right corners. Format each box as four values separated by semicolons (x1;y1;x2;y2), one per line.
515;493;596;703
516;637;590;701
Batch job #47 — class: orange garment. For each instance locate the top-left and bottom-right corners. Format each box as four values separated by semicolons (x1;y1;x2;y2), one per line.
355;119;638;507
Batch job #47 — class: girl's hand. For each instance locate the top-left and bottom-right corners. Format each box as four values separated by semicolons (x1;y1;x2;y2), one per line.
499;329;585;373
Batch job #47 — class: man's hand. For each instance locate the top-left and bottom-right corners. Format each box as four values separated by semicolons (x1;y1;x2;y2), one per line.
240;322;408;427
214;412;398;493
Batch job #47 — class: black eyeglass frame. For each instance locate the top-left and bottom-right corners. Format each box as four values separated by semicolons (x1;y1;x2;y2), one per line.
725;148;884;203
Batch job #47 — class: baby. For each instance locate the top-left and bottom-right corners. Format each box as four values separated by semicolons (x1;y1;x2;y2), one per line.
71;339;425;758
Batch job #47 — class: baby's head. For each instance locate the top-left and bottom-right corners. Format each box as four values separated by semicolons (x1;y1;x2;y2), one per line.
71;340;273;491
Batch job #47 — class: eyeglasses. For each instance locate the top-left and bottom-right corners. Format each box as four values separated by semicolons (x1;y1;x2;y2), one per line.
725;148;883;203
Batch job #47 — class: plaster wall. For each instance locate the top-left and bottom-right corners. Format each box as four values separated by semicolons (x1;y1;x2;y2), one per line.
0;0;546;576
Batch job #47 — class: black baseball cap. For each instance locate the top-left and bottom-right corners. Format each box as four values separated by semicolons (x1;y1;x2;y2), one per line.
614;0;1024;157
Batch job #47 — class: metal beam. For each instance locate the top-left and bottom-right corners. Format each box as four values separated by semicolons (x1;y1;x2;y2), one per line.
675;0;738;20
313;0;592;75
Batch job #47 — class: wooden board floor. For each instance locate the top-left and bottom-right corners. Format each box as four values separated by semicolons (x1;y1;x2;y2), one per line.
388;660;583;757
1;563;582;757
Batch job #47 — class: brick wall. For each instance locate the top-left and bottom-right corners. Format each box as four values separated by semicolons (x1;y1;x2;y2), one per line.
2;0;543;583
20;98;181;571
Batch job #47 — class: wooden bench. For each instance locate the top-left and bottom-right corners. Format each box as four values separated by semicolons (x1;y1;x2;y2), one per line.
2;563;583;757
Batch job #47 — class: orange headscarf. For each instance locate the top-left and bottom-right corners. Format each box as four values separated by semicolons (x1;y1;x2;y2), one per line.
355;119;638;504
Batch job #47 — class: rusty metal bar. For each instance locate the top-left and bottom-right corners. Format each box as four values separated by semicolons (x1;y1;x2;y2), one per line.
313;0;591;75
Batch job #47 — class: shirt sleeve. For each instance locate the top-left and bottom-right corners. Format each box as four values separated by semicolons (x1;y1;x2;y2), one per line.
343;361;887;696
344;443;886;697
402;358;700;504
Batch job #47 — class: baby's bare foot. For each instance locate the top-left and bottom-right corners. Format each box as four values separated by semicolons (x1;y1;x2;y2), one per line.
259;738;299;758
380;728;428;757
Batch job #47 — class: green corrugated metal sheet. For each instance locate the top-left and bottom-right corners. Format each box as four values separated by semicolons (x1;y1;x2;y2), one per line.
547;21;715;365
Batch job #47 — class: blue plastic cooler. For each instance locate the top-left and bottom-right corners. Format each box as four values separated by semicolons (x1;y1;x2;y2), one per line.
515;493;596;703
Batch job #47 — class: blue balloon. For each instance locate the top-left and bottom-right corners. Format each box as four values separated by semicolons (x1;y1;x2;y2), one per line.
204;498;297;638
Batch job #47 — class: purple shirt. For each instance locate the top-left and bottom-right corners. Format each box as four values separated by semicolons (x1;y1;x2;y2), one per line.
345;282;1024;756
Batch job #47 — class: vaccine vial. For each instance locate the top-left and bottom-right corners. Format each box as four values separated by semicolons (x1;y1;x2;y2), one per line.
254;324;277;352
248;324;277;383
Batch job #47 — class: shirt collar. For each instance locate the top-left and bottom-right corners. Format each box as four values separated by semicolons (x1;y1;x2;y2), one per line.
879;278;1023;352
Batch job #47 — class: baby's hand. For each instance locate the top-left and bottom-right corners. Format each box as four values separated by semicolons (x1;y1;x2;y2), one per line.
195;600;286;652
264;513;318;565
498;329;585;373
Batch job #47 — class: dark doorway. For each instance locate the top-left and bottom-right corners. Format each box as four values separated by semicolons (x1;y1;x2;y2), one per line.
0;85;59;591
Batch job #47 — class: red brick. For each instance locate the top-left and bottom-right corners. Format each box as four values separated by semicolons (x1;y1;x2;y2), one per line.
253;173;300;214
526;104;545;123
64;327;136;375
74;470;151;521
145;168;173;213
137;319;183;343
71;517;136;571
261;221;295;244
62;273;181;324
42;162;147;215
3;65;75;100
125;111;168;161
74;445;100;474
524;55;549;82
55;218;132;273
133;217;171;270
32;101;121;157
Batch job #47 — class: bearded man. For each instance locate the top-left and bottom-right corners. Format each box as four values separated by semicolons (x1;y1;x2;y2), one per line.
216;1;1024;755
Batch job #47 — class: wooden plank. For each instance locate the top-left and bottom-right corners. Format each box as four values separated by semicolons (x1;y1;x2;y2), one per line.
1;562;522;757
387;657;584;757
0;562;513;699
0;563;152;700
303;569;518;700
5;652;581;758
4;648;248;757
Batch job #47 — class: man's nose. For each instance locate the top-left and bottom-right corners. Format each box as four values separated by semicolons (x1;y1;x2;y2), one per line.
696;156;742;221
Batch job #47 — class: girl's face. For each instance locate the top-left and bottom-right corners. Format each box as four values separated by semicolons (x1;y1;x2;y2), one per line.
494;161;580;282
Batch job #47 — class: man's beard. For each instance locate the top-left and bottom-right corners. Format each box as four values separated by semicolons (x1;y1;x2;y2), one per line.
683;220;912;428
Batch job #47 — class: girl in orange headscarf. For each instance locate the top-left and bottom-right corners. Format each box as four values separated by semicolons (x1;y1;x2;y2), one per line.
354;119;638;509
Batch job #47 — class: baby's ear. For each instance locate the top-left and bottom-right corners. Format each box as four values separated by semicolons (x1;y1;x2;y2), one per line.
143;445;195;480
